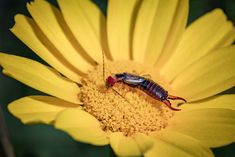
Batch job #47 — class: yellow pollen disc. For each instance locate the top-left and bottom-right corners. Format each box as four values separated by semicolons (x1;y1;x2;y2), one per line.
81;61;174;136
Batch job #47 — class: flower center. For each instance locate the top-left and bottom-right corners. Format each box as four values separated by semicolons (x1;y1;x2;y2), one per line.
80;61;174;136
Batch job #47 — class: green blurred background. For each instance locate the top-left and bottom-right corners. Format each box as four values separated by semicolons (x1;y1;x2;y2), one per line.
0;0;235;157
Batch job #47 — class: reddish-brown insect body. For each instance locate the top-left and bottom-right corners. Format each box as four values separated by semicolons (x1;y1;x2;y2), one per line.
105;73;186;111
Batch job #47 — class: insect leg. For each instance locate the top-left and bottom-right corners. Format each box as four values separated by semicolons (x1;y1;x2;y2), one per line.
141;74;152;79
168;95;187;103
162;100;181;111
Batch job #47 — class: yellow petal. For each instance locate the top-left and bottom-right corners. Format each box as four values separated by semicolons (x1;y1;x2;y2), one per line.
58;0;109;63
171;46;235;102
10;14;82;83
55;108;109;146
109;132;141;157
161;9;235;82
107;0;140;60
134;133;154;154
8;96;78;124
133;0;188;65
168;108;235;147
27;0;93;73
145;131;213;157
155;0;189;68
181;94;235;112
0;53;81;104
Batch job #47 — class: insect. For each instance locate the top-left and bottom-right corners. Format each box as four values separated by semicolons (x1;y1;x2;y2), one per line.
101;50;186;111
105;73;186;111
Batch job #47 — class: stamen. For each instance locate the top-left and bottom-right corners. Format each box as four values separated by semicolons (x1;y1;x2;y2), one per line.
81;61;175;136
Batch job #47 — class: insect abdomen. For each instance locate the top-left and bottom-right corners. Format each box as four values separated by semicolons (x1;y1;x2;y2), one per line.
139;79;168;100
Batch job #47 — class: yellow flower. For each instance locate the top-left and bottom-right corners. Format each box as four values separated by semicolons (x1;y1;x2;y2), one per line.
1;0;235;156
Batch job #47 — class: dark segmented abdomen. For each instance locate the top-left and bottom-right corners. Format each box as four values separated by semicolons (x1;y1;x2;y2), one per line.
139;79;168;100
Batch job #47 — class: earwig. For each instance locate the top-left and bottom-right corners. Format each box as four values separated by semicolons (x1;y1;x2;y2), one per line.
105;73;186;111
101;50;186;111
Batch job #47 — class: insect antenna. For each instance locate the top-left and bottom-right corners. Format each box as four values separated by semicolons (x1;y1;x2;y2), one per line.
101;49;131;105
111;87;132;104
102;49;106;85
